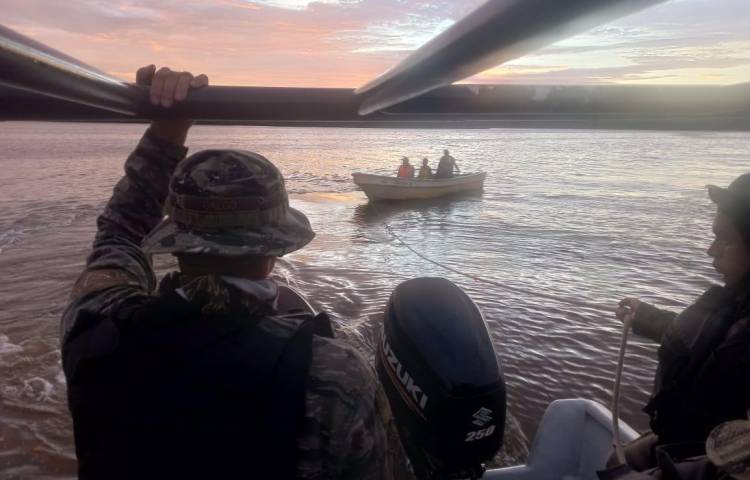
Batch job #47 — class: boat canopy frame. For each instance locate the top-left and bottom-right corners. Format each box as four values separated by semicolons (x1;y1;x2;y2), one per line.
1;0;748;130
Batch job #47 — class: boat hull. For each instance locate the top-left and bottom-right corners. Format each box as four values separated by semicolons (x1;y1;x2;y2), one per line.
483;399;637;479
352;172;486;201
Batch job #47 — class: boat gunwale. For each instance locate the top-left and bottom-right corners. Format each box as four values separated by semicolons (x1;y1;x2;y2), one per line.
352;171;486;189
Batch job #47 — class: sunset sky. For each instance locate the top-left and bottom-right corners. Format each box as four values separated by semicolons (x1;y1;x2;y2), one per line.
5;0;750;88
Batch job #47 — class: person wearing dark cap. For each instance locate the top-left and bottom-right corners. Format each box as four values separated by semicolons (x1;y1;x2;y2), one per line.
61;66;391;479
610;173;750;474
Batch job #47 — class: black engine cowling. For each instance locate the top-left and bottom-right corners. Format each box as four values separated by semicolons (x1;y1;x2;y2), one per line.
376;277;506;479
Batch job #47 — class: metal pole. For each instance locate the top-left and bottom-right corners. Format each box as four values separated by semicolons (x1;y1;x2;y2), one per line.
0;24;143;115
356;0;666;114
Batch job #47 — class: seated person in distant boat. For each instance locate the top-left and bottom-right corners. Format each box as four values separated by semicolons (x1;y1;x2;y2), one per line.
397;157;415;178
435;149;460;179
418;157;433;179
61;65;392;479
607;173;750;475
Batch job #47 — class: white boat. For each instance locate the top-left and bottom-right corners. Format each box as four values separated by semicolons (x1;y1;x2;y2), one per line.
483;398;637;479
352;172;487;201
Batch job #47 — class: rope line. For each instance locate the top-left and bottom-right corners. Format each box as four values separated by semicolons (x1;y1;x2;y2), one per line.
375;206;607;311
611;311;635;464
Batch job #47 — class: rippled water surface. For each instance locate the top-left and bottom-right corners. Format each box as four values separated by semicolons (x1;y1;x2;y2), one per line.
1;122;749;478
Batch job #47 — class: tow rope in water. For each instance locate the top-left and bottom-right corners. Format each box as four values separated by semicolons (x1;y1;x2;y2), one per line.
377;212;607;310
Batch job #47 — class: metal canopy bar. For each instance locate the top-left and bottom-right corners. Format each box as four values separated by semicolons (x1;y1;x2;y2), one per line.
1;0;666;122
356;0;666;115
1;24;747;130
3;83;748;130
0;84;364;121
0;24;371;120
0;24;142;115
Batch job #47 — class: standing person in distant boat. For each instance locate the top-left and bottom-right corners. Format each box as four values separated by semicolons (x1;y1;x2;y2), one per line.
397;157;415;178
435;149;460;179
604;173;750;478
60;64;393;480
418;157;433;179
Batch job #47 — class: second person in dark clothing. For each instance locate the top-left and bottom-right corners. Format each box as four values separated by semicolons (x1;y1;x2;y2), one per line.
613;173;750;473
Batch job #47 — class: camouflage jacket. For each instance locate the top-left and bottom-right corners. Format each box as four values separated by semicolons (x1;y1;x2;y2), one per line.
61;129;391;479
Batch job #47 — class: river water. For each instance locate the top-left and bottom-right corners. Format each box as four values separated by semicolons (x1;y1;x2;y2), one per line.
0;122;748;478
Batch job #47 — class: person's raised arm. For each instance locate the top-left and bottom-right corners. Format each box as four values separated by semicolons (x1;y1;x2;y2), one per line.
61;66;208;342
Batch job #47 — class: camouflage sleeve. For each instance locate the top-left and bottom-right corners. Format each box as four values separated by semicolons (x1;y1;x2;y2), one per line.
299;338;394;480
338;373;390;480
61;128;187;342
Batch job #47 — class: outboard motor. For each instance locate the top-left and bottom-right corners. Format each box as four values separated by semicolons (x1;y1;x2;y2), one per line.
376;277;506;479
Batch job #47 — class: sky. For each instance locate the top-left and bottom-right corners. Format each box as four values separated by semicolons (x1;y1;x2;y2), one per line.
4;0;750;88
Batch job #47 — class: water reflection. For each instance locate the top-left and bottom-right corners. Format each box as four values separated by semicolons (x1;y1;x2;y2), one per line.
352;192;484;225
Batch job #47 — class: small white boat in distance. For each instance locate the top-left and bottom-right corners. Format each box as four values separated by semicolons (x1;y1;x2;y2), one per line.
352;172;487;201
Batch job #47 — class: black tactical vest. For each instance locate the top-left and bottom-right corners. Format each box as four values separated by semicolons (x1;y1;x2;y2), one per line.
63;292;318;479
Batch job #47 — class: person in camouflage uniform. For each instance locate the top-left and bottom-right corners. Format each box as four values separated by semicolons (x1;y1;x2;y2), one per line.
61;65;391;479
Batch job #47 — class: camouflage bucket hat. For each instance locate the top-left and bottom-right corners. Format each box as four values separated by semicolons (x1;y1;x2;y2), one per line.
143;149;314;257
